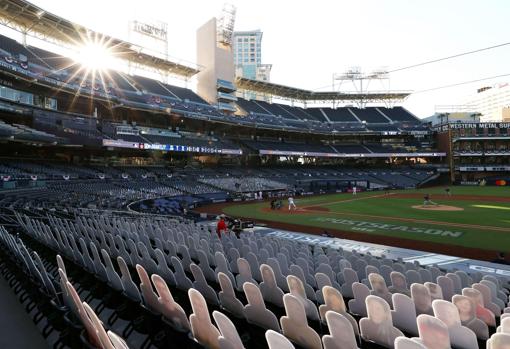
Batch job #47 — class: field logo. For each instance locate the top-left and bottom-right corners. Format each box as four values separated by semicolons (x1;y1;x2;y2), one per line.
314;217;463;238
265;231;388;256
469;264;510;277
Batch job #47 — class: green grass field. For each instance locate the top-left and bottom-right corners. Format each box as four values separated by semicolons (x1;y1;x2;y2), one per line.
223;186;510;252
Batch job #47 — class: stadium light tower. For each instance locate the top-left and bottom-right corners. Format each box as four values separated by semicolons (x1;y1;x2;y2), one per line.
332;66;390;108
217;3;237;47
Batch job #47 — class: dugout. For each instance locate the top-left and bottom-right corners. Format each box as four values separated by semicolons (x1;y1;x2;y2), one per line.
298;179;369;193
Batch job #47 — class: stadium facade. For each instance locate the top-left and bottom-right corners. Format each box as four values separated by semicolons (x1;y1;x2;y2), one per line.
0;0;508;190
435;120;510;184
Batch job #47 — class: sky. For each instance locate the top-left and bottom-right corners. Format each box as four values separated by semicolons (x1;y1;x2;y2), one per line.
9;0;510;118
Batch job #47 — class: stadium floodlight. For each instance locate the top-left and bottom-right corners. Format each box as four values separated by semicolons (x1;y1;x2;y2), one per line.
332;66;392;107
217;3;237;47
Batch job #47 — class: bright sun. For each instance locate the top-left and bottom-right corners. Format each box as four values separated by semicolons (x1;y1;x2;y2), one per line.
74;41;115;71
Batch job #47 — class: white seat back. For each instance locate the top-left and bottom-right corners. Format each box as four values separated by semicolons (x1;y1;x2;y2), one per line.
189;288;221;349
287;274;319;321
348;282;370;317
322;311;359;349
394;337;427;349
243;282;281;331
432;299;478;349
416;314;450;349
218;272;245;318
452;295;489;340
151;274;190;332
411;283;433;315
320;285;359;335
488;333;510;349
425;282;444;301
260;264;285;307
265;329;295;349
213;311;245;349
391;293;418;335
280;294;322;349
360;295;403;348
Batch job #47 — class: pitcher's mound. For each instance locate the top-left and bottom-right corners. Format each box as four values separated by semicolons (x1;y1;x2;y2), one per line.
412;205;464;211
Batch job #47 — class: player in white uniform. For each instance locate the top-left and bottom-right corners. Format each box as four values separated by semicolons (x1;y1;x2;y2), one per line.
352;186;357;195
288;197;297;210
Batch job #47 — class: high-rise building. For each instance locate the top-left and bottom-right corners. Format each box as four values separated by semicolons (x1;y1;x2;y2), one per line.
466;83;510;122
233;30;271;100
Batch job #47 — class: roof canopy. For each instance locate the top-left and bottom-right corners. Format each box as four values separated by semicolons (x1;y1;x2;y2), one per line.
236;77;411;103
0;0;199;78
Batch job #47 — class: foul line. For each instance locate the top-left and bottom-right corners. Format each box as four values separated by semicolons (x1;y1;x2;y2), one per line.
299;206;510;232
303;193;395;208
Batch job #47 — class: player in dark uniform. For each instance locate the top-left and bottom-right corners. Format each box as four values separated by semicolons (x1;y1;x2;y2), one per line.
423;193;437;206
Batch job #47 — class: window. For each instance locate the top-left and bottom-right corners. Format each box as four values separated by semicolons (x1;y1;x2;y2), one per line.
45;97;57;110
0;85;33;105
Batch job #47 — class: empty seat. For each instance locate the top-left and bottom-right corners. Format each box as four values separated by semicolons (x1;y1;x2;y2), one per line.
341;268;359;298
212;311;245;349
463;287;497;327
473;282;502;317
266;329;296;349
171;256;193;291
411;283;433;315
391;293;419;335
117;256;142;302
497;317;510;333
414;314;451;349
394;337;427;349
452;295;489;339
437;276;455;302
319;285;359;335
360;295;404;348
236;257;257;291
83;301;127;349
260;264;285;307
218;272;245;319
151;274;190;332
369;272;393;306
190;263;219;306
243;282;281;331
280;294;322;349
287;275;320;321
389;271;410;296
488;333;510;349
425;282;444;301
136;264;160;313
322;311;359;349
432;299;478;349
189;288;221;349
348;282;370;317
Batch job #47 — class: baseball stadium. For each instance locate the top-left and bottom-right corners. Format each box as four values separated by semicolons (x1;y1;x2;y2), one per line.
0;1;508;349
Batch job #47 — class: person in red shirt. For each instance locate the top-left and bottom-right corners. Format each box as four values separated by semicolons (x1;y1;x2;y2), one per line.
216;214;228;238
